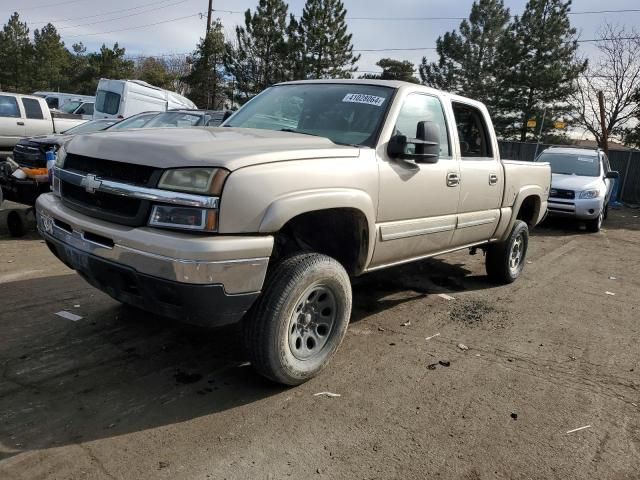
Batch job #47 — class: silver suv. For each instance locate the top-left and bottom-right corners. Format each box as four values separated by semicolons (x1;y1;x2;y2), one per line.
535;147;619;232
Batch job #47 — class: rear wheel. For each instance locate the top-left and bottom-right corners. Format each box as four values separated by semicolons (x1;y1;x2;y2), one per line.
7;210;27;238
585;208;604;233
486;220;529;284
243;253;352;386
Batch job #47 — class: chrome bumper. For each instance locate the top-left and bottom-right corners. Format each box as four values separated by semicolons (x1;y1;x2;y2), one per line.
36;194;272;294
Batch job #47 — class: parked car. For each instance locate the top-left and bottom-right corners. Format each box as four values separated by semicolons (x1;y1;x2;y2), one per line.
54;99;95;120
0;113;158;211
0;93;86;158
93;79;196;120
33;91;94;111
534;147;619;232
143;109;227;128
36;79;551;385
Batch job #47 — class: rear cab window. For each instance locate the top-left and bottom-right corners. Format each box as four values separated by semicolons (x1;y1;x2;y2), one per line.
21;98;45;119
452;102;493;159
95;90;121;115
0;95;21;118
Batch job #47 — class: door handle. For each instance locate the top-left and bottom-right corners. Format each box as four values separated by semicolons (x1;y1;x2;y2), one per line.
17;121;25;126
446;172;460;187
489;173;498;185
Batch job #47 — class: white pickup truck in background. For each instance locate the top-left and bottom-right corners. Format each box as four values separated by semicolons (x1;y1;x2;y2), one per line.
0;92;87;158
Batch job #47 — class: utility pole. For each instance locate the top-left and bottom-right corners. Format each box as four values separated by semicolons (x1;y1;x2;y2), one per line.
598;91;609;157
206;0;213;35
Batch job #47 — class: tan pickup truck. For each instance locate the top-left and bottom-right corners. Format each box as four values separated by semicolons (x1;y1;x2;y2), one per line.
36;80;551;385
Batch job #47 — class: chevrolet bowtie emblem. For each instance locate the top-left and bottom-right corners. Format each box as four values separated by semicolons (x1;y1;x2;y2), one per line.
81;174;102;194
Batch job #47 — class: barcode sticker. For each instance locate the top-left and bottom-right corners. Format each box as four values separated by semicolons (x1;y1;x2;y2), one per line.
342;93;386;106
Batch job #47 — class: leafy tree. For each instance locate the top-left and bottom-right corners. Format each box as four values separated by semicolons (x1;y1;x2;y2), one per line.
296;0;360;79
184;20;227;108
66;42;91;93
361;58;419;83
495;0;586;141
32;23;69;91
0;12;33;92
224;0;291;101
419;0;510;105
135;57;175;90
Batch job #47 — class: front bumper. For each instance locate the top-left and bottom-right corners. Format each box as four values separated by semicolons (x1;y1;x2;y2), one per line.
547;197;603;220
36;193;274;327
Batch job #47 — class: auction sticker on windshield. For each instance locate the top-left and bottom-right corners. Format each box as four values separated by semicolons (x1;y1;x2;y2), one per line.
342;93;386;107
577;156;596;163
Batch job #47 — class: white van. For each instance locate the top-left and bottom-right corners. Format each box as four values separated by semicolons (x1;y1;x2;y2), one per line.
33;91;95;111
93;79;196;119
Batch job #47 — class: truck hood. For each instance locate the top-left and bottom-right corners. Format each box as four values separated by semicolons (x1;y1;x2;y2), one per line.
19;134;68;147
551;173;601;191
65;127;360;171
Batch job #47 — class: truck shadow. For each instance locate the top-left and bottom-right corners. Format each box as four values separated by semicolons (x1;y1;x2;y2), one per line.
0;257;496;458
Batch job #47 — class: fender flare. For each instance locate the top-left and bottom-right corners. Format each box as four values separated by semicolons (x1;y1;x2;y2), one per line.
258;188;377;268
500;186;545;240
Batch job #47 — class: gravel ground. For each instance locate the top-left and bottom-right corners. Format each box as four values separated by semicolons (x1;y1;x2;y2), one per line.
0;202;639;480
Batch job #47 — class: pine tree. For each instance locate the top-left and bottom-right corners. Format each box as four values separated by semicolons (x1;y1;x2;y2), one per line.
32;23;69;91
0;12;33;92
361;58;419;83
297;0;360;79
224;0;291;102
184;21;227;109
495;0;586;141
419;0;510;105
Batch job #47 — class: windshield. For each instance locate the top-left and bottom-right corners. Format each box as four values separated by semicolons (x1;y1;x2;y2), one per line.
63;120;117;135
145;112;204;128
537;152;600;177
224;84;395;147
59;100;82;113
107;112;158;130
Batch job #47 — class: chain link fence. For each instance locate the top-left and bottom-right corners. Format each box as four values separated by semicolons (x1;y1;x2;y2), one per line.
498;141;640;205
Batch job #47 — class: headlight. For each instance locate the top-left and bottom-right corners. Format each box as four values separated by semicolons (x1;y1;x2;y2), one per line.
55;145;66;168
149;205;218;232
158;167;228;195
579;189;600;199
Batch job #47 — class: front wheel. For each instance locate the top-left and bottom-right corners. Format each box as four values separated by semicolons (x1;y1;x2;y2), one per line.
585;208;604;233
485;220;529;284
243;253;352;386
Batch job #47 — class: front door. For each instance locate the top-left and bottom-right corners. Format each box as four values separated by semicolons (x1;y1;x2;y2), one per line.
451;101;503;246
371;92;460;268
0;95;25;150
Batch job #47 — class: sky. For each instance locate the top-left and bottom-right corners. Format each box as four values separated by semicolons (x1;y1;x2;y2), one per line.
2;0;639;76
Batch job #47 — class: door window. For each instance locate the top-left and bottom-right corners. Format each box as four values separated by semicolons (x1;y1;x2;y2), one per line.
76;103;94;115
0;95;20;118
95;90;121;115
452;103;493;158
46;97;59;109
21;98;45;119
394;93;450;157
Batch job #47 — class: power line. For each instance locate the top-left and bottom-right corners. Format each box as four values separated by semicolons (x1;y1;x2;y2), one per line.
55;0;190;30
64;12;204;38
26;0;184;26
7;0;91;11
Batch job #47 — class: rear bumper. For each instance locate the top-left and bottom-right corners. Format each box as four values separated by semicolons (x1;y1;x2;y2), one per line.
36;193;274;327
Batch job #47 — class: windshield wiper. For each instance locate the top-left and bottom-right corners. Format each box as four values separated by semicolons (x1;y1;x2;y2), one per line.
280;128;322;137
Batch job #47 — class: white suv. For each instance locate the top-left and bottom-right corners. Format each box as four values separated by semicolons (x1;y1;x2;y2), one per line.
535;147;619;232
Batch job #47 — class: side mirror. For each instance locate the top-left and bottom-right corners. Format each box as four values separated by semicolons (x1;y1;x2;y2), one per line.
387;120;440;163
606;171;619;179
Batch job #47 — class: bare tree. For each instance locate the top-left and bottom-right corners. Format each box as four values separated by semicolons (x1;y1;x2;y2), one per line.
570;24;640;145
163;54;191;96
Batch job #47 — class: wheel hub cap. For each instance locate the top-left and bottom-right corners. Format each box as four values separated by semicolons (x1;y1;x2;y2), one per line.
288;285;337;361
509;233;524;274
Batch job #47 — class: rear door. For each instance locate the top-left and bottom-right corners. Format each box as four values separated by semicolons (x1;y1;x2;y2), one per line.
450;101;503;246
21;97;51;137
371;90;461;268
0;95;25;149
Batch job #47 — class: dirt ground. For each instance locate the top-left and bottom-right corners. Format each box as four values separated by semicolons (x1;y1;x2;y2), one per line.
0;202;638;480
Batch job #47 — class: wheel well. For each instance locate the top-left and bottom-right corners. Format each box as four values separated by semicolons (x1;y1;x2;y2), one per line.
273;208;369;275
516;195;540;227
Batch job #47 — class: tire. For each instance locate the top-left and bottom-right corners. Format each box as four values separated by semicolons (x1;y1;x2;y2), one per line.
7;210;27;238
485;220;529;284
585;208;604;233
243;252;352;386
